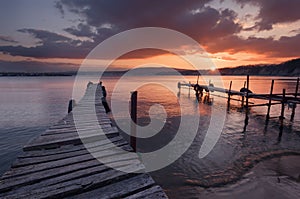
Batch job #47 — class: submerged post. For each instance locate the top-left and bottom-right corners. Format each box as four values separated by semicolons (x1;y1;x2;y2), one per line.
279;89;286;141
291;77;299;121
227;81;232;110
130;91;138;152
266;79;275;122
244;75;250;129
188;81;191;97
280;89;286;120
246;75;249;108
241;81;246;108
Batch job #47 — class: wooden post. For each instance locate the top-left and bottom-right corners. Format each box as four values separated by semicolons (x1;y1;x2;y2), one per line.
246;76;249;108
266;79;274;121
280;89;286;120
244;75;250;128
130;91;137;152
227;81;232;110
291;77;299;121
188;81;191;96
241;81;246;108
68;99;76;113
278;89;285;142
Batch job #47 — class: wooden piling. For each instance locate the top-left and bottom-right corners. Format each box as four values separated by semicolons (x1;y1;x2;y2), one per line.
245;76;249;109
188;81;191;96
244;75;250;128
266;80;274;121
291;77;299;121
241;81;246;107
227;81;232;110
280;89;286;120
130;91;138;152
278;89;286;142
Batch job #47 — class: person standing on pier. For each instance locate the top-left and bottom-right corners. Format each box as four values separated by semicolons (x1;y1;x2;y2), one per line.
101;85;110;113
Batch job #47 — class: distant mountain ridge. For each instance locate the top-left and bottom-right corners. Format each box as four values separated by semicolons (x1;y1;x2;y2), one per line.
0;58;299;76
218;58;300;76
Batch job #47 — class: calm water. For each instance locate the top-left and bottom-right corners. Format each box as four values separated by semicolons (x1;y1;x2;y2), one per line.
0;75;299;198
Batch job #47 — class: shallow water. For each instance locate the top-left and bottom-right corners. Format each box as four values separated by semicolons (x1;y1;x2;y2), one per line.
0;75;299;198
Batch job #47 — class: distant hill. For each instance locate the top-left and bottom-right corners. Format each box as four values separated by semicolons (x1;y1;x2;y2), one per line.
0;58;299;77
218;58;300;76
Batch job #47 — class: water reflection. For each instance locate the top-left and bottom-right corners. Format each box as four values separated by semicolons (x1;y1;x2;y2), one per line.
0;75;299;198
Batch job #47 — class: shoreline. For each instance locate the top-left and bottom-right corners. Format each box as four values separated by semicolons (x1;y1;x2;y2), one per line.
199;154;300;199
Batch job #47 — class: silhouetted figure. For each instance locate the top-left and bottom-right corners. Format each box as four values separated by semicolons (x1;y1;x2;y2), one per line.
101;85;110;113
68;99;76;113
97;81;103;92
102;97;111;113
102;86;107;98
194;84;203;100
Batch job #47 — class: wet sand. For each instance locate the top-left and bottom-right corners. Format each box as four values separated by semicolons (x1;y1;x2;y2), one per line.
199;155;300;199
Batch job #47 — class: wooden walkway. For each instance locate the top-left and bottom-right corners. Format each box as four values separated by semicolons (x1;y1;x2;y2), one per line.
0;83;168;199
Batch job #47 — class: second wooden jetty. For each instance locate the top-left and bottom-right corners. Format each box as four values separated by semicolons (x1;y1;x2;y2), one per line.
178;76;300;122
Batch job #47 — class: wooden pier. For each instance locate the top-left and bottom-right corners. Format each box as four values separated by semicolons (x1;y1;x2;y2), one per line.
0;83;168;199
178;76;300;124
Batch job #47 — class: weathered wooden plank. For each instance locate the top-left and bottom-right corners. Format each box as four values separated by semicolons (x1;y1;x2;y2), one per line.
42;123;114;136
23;127;119;151
12;140;128;168
0;159;142;198
17;135;124;159
3;163;145;199
66;173;156;199
48;121;105;130
54;122;112;130
123;185;168;199
12;139;128;168
2;146;136;181
0;149;138;192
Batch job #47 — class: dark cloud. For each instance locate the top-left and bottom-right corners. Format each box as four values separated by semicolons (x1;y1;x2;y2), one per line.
54;1;65;17
60;0;211;28
0;35;18;44
206;34;300;58
59;0;242;42
235;0;300;30
0;0;298;61
0;0;244;59
64;23;96;38
18;28;76;45
0;29;94;58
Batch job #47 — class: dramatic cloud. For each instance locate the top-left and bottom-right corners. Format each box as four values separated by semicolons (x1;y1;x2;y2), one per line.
235;0;300;30
0;0;299;62
0;29;94;58
0;35;18;44
0;0;243;59
206;34;300;58
64;23;97;38
59;0;242;42
54;1;65;17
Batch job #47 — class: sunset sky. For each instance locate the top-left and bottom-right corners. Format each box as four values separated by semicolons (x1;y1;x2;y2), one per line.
0;0;299;72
